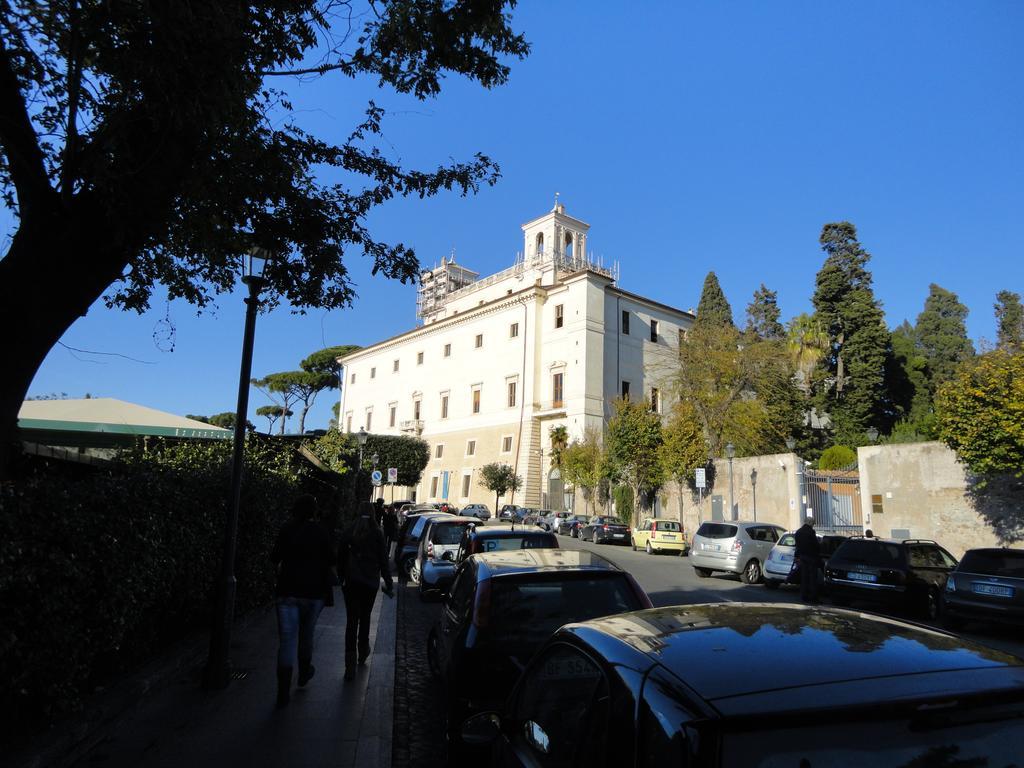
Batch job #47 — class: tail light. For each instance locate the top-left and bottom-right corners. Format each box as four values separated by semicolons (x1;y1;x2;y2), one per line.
732;540;743;553
603;524;609;531
472;579;492;628
427;542;434;559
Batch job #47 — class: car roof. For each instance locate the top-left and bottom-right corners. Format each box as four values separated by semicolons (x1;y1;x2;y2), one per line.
562;603;1024;712
424;515;478;527
467;527;552;538
470;548;621;578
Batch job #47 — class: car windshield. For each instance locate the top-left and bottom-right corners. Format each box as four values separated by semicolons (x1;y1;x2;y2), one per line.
721;707;1024;767
655;521;681;532
834;540;904;566
484;575;641;656
431;522;472;545
778;534;797;547
960;550;1024;578
697;523;738;539
475;534;557;553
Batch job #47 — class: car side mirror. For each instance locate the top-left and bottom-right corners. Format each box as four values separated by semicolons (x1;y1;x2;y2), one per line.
461;712;501;745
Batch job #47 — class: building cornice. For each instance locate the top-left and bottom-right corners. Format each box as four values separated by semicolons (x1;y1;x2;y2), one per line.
607;285;696;320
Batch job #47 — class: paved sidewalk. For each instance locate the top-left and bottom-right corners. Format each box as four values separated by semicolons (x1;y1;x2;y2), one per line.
48;589;395;768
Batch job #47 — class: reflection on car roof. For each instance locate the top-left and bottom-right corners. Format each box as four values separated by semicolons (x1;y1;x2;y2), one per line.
472;548;620;576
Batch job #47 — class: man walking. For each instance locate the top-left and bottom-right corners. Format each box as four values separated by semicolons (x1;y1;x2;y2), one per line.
793;514;820;604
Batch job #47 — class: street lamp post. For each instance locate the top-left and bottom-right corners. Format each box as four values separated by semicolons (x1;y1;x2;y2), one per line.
371;452;380;501
356;427;369;497
725;442;735;520
866;426;879;443
750;468;758;522
204;247;269;689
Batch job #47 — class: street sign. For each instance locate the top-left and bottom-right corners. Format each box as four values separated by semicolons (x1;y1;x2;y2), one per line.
371;469;383;486
387;467;398;483
695;467;706;489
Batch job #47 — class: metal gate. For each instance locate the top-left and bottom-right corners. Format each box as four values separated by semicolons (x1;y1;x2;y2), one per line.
805;470;862;536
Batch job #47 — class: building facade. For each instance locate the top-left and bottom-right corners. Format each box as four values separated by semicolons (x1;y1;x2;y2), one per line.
338;203;694;509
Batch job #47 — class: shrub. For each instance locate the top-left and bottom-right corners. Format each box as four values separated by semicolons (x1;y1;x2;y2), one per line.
818;445;857;470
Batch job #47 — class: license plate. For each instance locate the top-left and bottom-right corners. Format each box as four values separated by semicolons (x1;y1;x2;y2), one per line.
703;543;721;551
780;554;792;563
613;533;625;538
660;534;677;540
847;571;877;583
973;583;1013;598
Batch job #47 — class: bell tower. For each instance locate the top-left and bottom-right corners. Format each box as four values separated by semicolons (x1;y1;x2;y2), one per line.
521;195;590;271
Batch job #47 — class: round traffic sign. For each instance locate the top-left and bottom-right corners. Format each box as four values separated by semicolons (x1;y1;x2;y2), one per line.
371;469;383;486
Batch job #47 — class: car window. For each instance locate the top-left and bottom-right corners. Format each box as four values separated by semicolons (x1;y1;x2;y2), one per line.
654;521;681;532
513;643;609;768
432;522;473;545
447;565;475;618
639;669;696;767
778;534;797;547
834;539;904;566
746;526;770;542
960;549;1024;577
696;523;738;539
910;544;949;568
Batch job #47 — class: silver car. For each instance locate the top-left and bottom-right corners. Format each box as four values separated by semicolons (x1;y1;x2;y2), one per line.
539;510;570;531
413;516;478;597
690;521;785;584
461;503;492;522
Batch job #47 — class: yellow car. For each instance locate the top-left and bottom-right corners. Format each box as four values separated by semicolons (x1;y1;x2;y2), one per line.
632;518;688;556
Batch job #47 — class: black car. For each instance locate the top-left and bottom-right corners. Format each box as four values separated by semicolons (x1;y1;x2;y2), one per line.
942;547;1024;629
454;526;558;564
426;549;651;758
462;603;1024;766
824;537;958;619
578;515;630;544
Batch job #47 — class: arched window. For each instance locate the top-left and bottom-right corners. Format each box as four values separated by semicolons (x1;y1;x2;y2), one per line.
564;232;574;259
535;232;544;255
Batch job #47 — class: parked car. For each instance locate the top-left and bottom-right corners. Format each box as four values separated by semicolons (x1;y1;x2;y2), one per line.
394;510;452;579
578;515;631;544
554;514;589;536
689;521;786;584
460;503;492;522
437;501;459;514
539;510;570;531
825;537;958;619
427;549;651;758
942;547;1024;629
763;532;848;590
631;518;688;555
413;516;478;598
454;526;558;564
498;505;525;522
460;602;1024;766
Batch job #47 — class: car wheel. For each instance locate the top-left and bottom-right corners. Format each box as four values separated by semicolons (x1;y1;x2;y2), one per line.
694;566;712;578
400;554;415;580
740;559;762;585
764;579;780;590
427;628;443;680
645;541;653;555
922;587;940;621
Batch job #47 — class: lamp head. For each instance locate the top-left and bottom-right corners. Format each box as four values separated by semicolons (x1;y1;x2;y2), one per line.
356;427;369;447
866;426;879;442
243;246;270;281
725;442;735;459
785;437;796;450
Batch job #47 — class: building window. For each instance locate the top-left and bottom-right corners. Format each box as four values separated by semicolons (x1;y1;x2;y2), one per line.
413;399;421;420
351;372;356;384
650;387;660;413
502;435;513;453
555;304;564;328
622;380;631;400
461;474;471;498
435;444;444;459
444;343;451;357
622;310;630;335
871;494;885;516
472;387;481;414
430;476;439;497
346;414;352;432
441;394;449;419
365;410;372;431
507;381;517;408
510;322;519;338
475;333;483;348
466;440;476;457
552;372;564;408
389;405;396;427
393;359;399;372
417;351;424;365
650;319;659;342
370;367;376;379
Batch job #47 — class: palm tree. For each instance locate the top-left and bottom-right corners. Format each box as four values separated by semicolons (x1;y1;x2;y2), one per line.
786;313;829;393
549;425;569;468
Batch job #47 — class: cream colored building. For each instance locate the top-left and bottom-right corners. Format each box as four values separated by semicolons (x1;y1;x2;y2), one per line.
338;203;694;509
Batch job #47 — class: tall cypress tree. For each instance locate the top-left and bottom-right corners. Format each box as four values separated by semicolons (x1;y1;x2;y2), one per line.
745;284;784;339
695;272;735;329
811;222;892;445
995;290;1024;352
888;320;933;435
914;283;974;393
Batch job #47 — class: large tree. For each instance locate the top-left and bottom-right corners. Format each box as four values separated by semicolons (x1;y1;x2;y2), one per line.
695;271;734;329
811;222;893;445
606;397;664;527
745;284;784;340
559;428;603;515
995;290;1024;353
0;1;529;473
888;320;934;439
914;283;974;394
478;462;522;513
658;402;708;524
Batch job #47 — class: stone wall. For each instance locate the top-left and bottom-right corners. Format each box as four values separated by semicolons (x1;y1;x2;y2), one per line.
857;441;1014;558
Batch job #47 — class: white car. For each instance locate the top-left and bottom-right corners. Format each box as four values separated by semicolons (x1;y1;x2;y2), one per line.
461;503;492;521
763;531;799;588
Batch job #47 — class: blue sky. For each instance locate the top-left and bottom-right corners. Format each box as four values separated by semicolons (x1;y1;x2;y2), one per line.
10;1;1023;432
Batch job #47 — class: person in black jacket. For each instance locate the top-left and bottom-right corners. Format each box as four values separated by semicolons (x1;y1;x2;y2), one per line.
270;494;335;708
382;505;399;557
793;515;821;604
338;501;394;680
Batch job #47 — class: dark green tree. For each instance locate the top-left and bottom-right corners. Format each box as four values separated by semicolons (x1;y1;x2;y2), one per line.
914;283;974;393
478;463;522;512
695;271;735;329
811;222;893;445
301;345;363;390
745;284;784;340
995;290;1024;353
0;1;529;474
252;370;334;434
256;405;291;434
186;414;211;424
888;321;934;439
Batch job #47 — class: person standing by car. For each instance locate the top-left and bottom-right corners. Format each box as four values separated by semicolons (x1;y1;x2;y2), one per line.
794;515;820;604
374;496;386;526
338;501;394;680
270;494;335;708
382;504;398;557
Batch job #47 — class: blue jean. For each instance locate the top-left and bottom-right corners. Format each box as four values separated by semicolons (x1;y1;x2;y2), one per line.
276;596;324;669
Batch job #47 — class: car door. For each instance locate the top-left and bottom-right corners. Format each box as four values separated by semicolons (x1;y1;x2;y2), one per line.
634;519;651;548
438;563;476;679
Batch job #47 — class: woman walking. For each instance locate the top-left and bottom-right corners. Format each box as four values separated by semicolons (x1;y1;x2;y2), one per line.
338;500;394;680
270;494;335;708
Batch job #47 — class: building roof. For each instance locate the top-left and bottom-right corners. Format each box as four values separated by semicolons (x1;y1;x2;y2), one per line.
18;398;232;445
